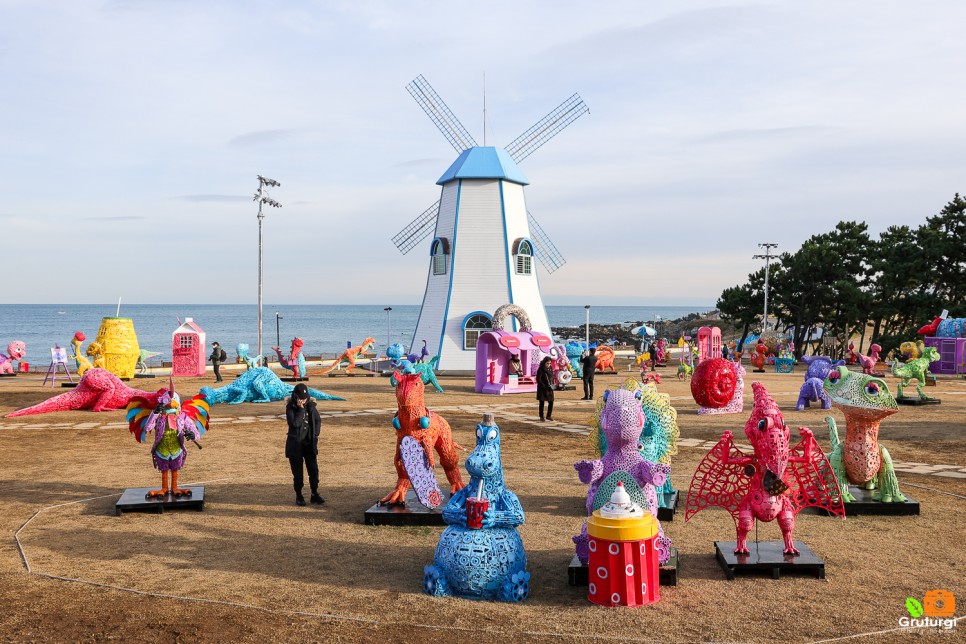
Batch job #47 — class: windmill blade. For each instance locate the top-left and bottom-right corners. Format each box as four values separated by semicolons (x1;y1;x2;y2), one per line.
392;201;440;255
527;211;566;273
506;94;589;163
407;75;479;153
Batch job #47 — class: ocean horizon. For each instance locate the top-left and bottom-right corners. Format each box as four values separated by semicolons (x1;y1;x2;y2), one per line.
0;303;714;363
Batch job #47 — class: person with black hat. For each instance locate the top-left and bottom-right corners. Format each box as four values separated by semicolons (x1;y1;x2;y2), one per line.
209;342;227;382
285;383;324;506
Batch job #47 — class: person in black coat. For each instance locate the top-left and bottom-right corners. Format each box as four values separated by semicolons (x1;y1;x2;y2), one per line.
536;356;555;422
581;347;598;400
285;383;324;506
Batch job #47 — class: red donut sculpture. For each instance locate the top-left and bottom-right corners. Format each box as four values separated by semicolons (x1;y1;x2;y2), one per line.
691;358;737;409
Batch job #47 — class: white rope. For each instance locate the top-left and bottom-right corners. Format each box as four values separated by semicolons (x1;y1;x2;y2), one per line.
901;482;966;501
806;616;963;643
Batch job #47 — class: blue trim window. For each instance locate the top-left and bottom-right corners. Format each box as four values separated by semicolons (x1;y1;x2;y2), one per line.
431;239;447;276
463;313;492;350
515;239;533;275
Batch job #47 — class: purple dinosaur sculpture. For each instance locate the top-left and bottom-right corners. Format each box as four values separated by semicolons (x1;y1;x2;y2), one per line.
572;388;671;565
795;355;845;411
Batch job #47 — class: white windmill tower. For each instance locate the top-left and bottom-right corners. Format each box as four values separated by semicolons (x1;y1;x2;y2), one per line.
392;75;589;372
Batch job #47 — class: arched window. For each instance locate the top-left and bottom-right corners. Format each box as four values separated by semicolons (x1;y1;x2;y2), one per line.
462;312;492;350
515;239;533;275
431;238;448;275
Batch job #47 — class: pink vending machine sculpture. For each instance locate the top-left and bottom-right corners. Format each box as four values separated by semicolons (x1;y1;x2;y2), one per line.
586;481;661;607
171;318;206;377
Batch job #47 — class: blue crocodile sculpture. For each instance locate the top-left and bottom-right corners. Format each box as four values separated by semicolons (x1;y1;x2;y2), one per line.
423;418;530;602
200;367;343;405
388;344;443;393
566;341;586;378
795;356;843;411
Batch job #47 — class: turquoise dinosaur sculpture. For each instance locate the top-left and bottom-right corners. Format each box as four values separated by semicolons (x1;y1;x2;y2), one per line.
236;343;263;371
824;366;902;502
388;350;444;393
200;367;343;405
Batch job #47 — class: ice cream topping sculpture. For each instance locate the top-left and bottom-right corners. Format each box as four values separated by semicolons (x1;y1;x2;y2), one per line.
586;481;662;606
423;414;530;602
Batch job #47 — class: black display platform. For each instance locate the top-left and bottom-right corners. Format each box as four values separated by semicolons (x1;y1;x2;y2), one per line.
0;373;17;377
115;487;205;516
327;372;376;377
134;373;156;379
657;490;679;522
569;548;679;587
280;377;309;382
816;485;919;516
714;541;824;580
364;488;451;526
60;382;79;388
897;396;941;406
555;385;577;391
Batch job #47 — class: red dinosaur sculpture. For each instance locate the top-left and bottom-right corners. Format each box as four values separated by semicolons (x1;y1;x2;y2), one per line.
381;372;465;505
5;368;158;417
855;343;884;376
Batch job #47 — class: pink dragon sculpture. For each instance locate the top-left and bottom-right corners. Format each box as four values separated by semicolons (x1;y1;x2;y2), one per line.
572;388;671;565
855;343;883;377
0;341;26;374
686;382;844;555
271;337;306;378
5;368;158;417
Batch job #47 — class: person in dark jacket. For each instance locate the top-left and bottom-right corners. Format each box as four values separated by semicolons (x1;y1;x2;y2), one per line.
536;356;555;422
285;383;324;506
581;347;597;400
209;342;227;382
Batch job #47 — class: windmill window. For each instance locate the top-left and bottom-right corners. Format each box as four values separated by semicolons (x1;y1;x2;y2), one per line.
463;313;492;350
431;238;448;276
179;336;193;348
515;239;533;275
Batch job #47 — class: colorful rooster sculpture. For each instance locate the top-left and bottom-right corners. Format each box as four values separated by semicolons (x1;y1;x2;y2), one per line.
126;378;210;498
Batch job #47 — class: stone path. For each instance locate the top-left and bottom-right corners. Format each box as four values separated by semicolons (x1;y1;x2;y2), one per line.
3;394;965;479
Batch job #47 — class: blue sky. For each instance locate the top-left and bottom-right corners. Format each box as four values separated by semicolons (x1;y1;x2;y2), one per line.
3;1;965;305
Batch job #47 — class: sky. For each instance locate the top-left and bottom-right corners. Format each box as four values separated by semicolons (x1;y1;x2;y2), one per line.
3;0;966;306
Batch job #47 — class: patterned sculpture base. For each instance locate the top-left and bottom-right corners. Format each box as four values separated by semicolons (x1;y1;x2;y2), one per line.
568;549;679;587
364;489;450;526
714;541;825;580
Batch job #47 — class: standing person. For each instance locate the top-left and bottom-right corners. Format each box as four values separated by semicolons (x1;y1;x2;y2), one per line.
581;347;597;400
285;383;324;506
209;342;227;383
536;356;555;422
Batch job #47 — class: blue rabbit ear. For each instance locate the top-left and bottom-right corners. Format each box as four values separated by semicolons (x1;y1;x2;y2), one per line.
602;390;610;403
634;390;643;400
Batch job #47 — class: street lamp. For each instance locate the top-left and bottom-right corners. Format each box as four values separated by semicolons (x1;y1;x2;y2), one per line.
753;243;778;334
255;175;282;361
275;311;283;349
384;307;393;350
584;305;591;349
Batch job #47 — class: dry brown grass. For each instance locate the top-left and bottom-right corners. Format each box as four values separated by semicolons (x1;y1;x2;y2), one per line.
0;364;964;643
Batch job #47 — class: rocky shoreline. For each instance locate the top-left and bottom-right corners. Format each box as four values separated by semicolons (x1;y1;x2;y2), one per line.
551;311;728;347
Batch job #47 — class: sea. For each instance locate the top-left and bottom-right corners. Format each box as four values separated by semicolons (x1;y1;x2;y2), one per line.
0;304;711;363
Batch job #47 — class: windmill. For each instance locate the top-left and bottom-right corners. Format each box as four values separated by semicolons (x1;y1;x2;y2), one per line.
394;74;588;371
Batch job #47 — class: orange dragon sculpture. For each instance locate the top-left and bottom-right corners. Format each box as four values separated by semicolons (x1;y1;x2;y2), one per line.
381;372;465;505
595;345;617;373
317;336;376;375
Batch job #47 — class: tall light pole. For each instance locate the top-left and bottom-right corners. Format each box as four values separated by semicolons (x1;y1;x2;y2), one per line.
254;175;281;361
384;307;393;350
584;305;591;348
753;243;778;334
275;311;283;349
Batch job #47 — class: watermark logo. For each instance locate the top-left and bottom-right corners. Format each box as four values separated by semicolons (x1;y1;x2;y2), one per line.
901;590;957;630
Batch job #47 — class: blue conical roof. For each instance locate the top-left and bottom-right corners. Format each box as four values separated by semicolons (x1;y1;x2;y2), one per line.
437;146;529;186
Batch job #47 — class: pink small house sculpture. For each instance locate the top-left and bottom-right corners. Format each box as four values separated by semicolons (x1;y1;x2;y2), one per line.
697;326;722;365
171;317;206;377
475;330;553;395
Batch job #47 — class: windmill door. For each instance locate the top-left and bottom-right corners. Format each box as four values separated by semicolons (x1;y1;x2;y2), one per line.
928;338;957;375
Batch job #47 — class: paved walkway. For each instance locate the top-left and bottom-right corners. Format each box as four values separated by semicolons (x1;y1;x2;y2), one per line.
2;394;964;480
